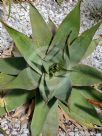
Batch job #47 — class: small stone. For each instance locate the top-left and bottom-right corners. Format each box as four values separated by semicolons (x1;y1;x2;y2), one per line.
2;124;8;130
14;123;20;129
6;130;10;135
23;129;29;134
79;131;85;135
11;130;18;135
1;120;7;125
21;134;28;136
74;128;78;131
74;132;79;136
69;132;75;136
0;134;4;136
96;134;102;136
90;131;95;135
67;120;72;125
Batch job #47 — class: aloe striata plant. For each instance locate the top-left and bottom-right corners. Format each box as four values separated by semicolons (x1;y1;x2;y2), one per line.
0;0;102;135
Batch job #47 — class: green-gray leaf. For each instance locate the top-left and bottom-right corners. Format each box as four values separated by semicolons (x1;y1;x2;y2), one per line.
48;18;57;36
47;0;81;54
69;22;101;67
0;89;34;116
70;64;102;86
0;57;26;75
60;88;102;128
31;91;56;136
0;73;15;89
30;3;52;48
42;100;58;136
83;37;102;59
5;67;40;90
1;21;41;74
45;74;72;103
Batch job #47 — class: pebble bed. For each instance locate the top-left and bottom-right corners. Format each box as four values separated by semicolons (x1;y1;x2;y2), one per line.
0;117;29;136
0;0;102;136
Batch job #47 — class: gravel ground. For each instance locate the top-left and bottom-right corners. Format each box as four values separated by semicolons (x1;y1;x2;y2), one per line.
0;0;102;135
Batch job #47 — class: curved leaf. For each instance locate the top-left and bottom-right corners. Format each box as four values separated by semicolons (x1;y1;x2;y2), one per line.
1;21;34;59
0;57;27;75
42;100;58;136
0;21;42;74
60;88;102;128
69;22;101;67
31;91;56;136
30;3;52;48
83;37;102;59
74;86;102;102
45;74;72;103
70;64;102;86
0;73;14;89
47;0;81;54
0;89;34;116
5;67;40;90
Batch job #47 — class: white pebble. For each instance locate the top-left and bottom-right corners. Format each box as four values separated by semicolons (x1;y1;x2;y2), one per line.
69;132;75;136
14;123;20;129
2;124;8;130
0;134;4;136
11;130;18;135
74;132;79;136
23;129;29;134
1;120;7;125
6;130;10;135
21;134;28;136
96;134;102;136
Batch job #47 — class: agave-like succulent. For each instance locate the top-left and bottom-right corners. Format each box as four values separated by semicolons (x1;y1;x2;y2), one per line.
0;1;102;135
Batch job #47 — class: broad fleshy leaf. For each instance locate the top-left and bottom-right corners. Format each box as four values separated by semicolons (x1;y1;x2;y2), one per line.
42;100;58;136
0;57;26;75
0;89;34;116
70;64;102;86
47;0;81;54
60;88;102;128
0;73;14;89
1;21;34;59
1;21;42;74
5;67;40;90
30;3;52;48
31;91;56;136
69;22;101;67
45;74;72;103
75;86;102;102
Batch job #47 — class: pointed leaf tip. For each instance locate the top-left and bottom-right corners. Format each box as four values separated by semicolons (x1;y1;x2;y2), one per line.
69;21;101;66
29;3;52;48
